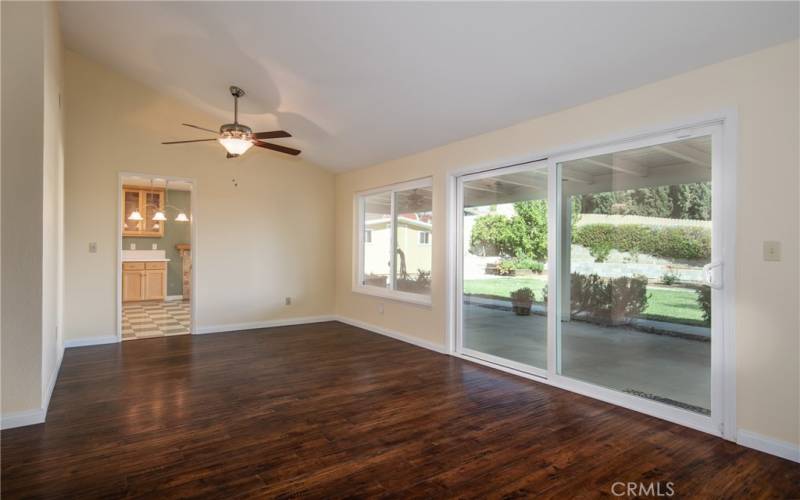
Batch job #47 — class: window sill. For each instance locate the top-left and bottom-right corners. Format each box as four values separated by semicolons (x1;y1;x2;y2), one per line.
352;285;433;307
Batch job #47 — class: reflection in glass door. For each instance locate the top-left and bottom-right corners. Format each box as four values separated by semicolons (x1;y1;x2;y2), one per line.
458;161;549;373
555;134;716;415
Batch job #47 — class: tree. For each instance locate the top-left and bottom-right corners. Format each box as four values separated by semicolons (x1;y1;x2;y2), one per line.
512;200;548;261
469;214;516;256
576;182;711;220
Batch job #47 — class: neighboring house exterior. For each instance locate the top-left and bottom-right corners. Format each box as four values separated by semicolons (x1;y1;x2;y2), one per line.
364;215;431;280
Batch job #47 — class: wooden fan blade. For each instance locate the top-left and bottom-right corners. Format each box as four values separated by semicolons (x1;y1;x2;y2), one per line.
252;130;291;140
253;140;301;156
182;123;218;134
162;138;218;144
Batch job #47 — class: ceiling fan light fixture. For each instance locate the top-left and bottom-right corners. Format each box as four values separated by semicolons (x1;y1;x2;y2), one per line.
128;210;143;221
218;133;253;156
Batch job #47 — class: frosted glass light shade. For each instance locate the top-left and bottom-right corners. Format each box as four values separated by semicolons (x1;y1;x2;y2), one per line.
152;211;167;221
175;212;189;222
218;136;253;156
128;210;143;221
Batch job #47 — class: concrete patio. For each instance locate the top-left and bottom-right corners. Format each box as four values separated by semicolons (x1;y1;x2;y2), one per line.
462;302;710;412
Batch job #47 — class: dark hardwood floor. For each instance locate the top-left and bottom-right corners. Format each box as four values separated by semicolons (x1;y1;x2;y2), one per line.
2;321;798;498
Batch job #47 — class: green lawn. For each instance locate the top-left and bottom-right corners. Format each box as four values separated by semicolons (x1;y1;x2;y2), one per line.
463;277;706;326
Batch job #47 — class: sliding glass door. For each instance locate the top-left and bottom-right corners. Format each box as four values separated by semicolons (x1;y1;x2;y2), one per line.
554;132;717;416
458;161;549;374
456;124;726;431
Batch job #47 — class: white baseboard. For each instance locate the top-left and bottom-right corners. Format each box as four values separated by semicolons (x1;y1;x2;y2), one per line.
737;429;800;463
195;315;336;335
1;408;46;430
334;316;448;354
64;336;119;348
165;295;184;301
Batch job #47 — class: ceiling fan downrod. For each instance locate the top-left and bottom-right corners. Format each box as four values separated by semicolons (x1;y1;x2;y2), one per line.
230;85;245;125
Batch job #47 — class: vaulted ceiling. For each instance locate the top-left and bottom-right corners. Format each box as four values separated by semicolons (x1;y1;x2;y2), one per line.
59;2;798;171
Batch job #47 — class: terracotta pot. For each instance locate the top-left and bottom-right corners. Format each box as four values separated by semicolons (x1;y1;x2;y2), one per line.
512;300;533;316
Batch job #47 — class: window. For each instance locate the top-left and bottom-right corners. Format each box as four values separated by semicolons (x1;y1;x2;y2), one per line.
356;178;433;303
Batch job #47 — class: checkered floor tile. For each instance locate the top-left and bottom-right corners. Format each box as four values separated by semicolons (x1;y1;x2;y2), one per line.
122;300;191;340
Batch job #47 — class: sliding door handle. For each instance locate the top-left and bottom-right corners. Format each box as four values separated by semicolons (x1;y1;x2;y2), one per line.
703;262;723;289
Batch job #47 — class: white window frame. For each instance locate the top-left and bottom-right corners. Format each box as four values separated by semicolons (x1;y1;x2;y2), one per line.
354;177;433;306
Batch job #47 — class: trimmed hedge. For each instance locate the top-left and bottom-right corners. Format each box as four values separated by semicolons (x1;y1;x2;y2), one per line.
573;223;710;261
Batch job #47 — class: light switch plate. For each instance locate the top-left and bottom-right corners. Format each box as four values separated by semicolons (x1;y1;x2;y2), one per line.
130;243;136;250
763;241;781;262
285;297;291;306
152;243;157;250
89;242;97;253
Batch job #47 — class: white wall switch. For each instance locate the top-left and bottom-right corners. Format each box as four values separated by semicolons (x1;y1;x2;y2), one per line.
89;242;97;253
152;243;157;250
130;243;136;250
763;241;781;262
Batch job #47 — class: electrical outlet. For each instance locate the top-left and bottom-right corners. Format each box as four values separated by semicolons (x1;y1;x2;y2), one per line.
152;243;158;250
378;303;384;315
130;243;136;250
763;241;781;262
285;297;292;306
88;242;97;253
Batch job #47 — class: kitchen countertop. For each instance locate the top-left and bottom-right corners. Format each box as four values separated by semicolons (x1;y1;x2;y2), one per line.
122;258;171;262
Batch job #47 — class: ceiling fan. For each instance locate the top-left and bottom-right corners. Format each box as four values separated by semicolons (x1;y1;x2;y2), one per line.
162;86;301;158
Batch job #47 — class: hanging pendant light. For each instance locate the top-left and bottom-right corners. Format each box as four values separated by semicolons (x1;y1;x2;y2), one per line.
152;211;167;221
128;210;143;221
174;212;189;222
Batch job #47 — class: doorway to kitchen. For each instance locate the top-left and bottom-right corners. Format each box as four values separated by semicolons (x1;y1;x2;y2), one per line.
118;173;195;340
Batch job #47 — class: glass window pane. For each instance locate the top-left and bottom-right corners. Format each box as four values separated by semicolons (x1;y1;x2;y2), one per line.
461;165;548;370
394;186;432;295
362;191;392;288
557;135;712;414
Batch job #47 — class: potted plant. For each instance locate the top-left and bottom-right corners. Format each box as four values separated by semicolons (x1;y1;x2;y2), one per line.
510;287;535;316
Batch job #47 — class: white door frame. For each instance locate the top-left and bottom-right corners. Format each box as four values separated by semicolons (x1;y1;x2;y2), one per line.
455;160;550;379
116;172;198;341
446;110;737;440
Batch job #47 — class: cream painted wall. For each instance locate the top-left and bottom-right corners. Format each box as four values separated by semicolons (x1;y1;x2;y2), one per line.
335;41;800;446
1;1;64;417
63;50;335;341
1;0;45;414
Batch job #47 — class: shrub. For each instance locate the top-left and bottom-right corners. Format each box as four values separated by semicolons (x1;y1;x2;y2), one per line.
470;214;517;256
661;267;679;285
573;223;710;261
570;273;649;324
497;259;516;276
510;287;535;303
588;242;612;263
696;285;711;326
511;256;544;273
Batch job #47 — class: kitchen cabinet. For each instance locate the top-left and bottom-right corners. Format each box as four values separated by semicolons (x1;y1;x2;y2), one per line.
123;261;167;302
123;186;165;237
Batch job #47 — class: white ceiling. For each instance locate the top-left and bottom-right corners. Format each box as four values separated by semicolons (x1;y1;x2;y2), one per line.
59;2;798;172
